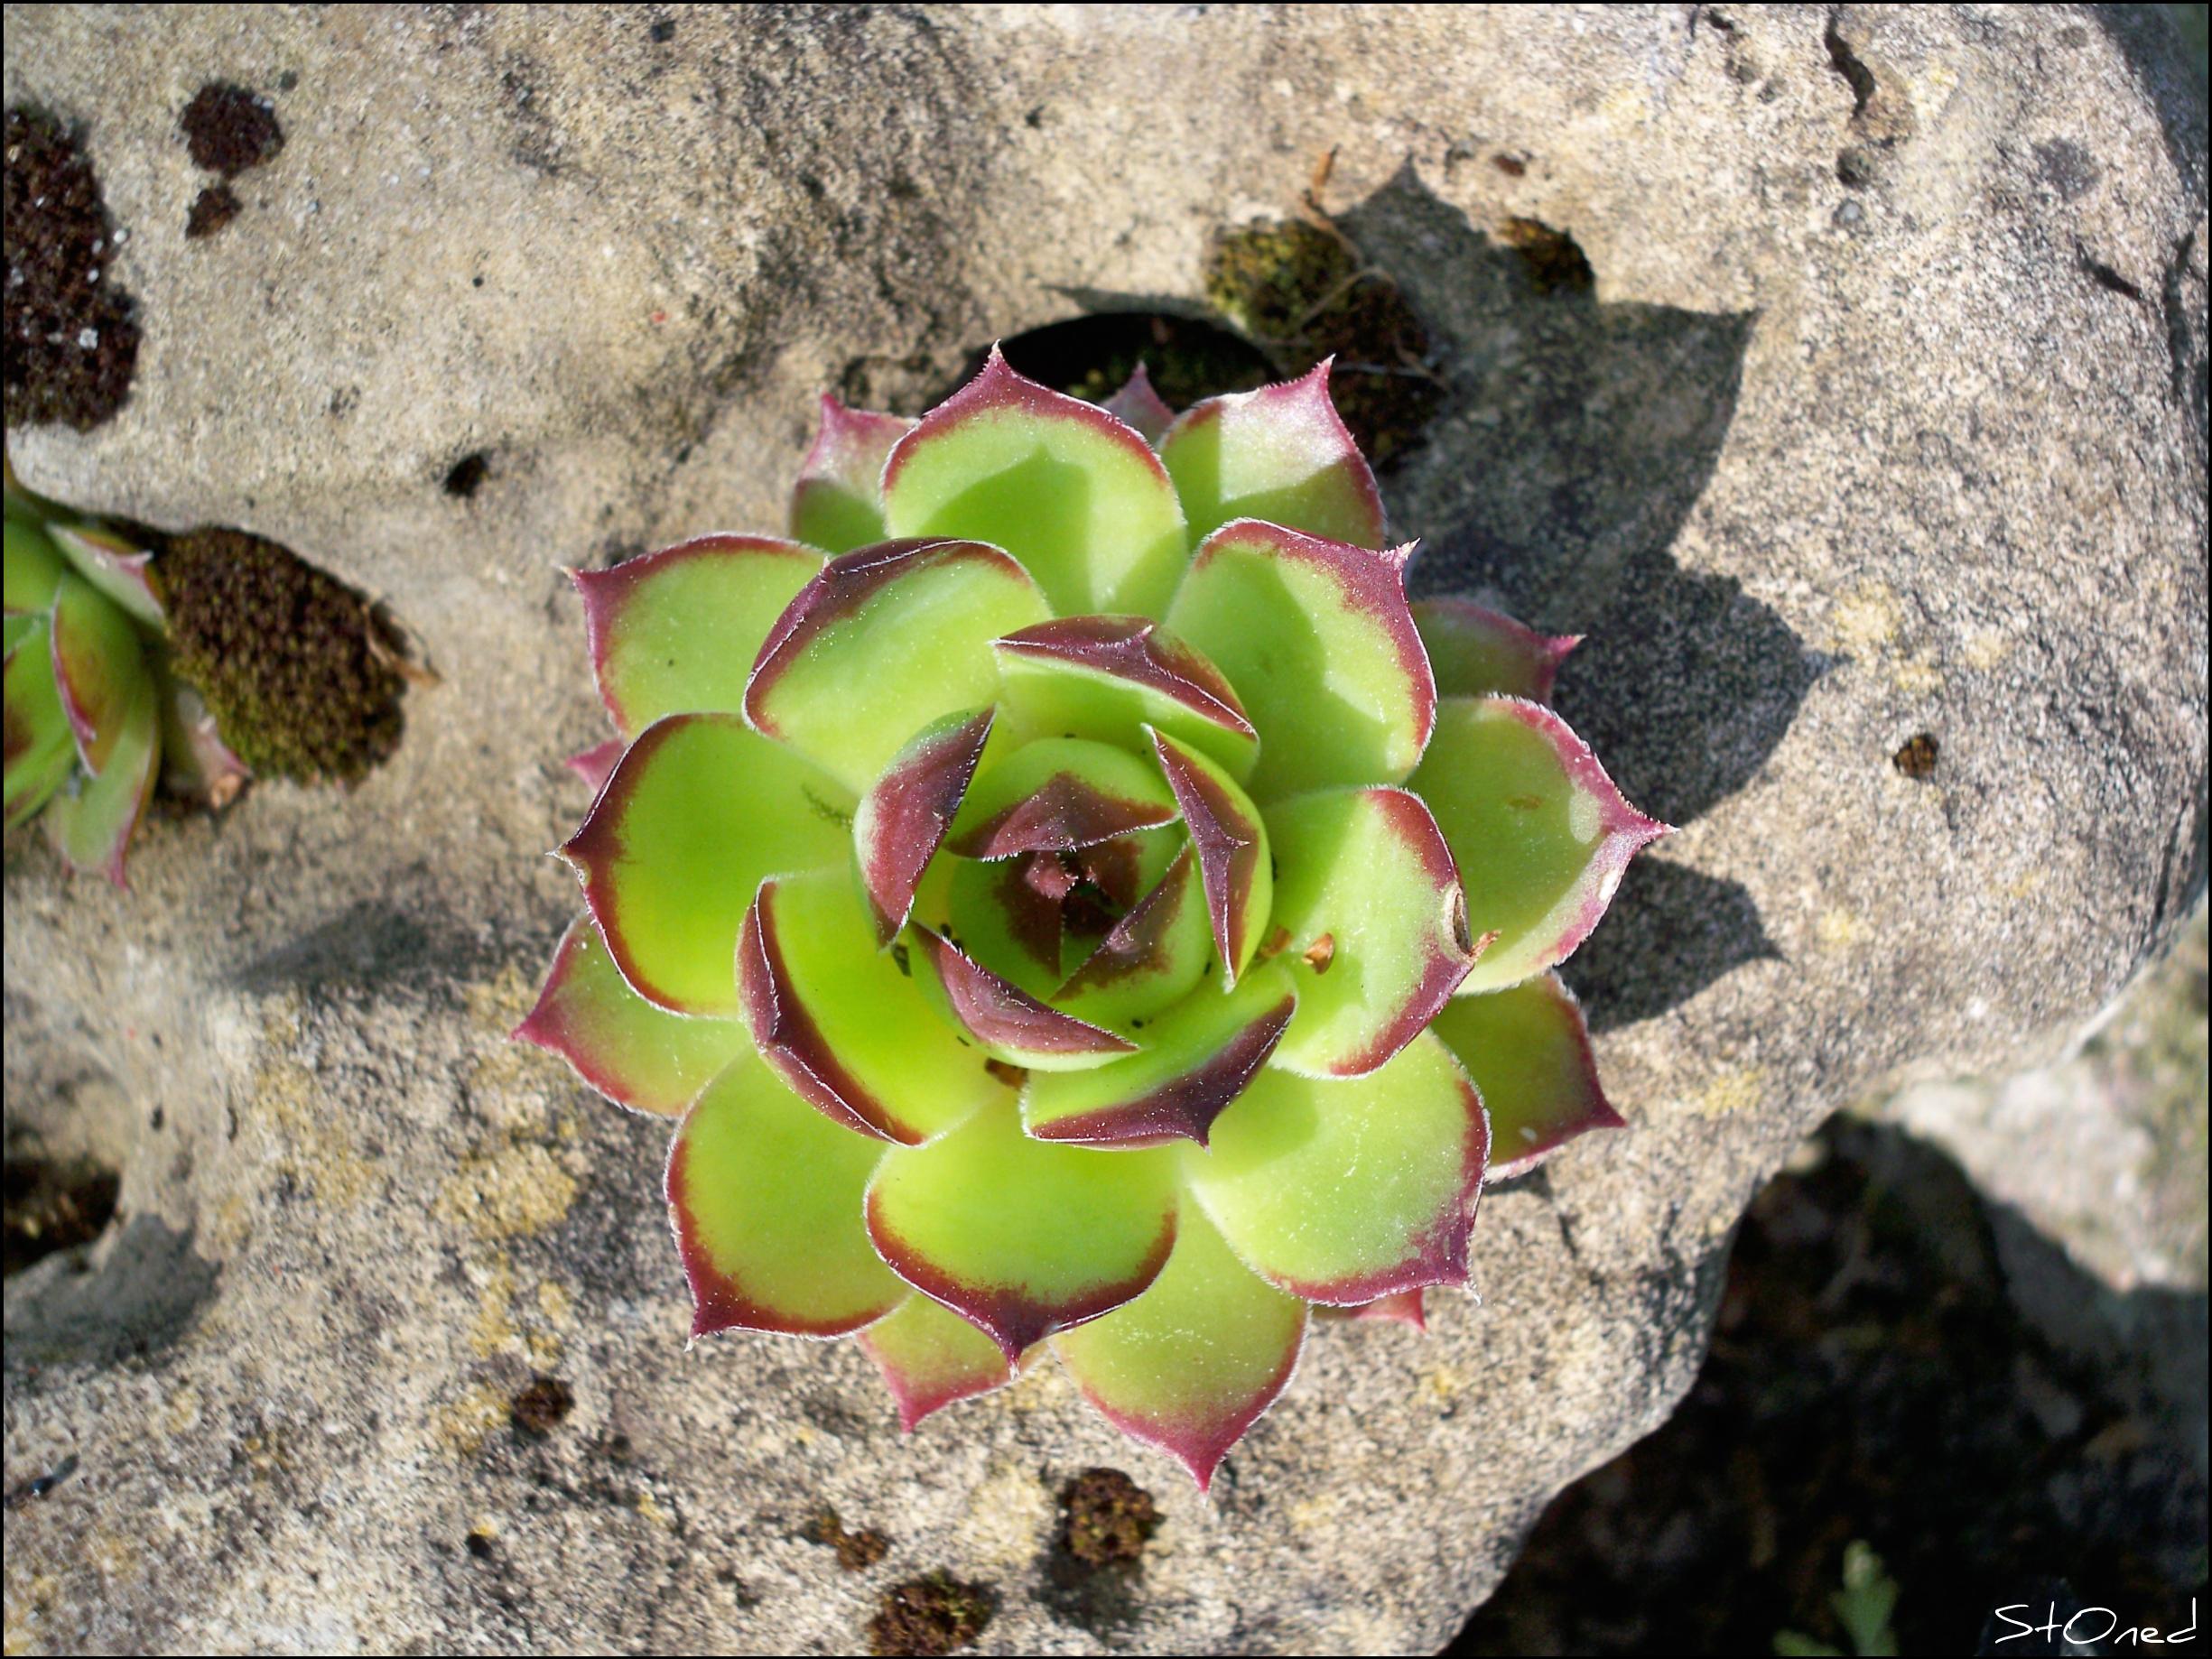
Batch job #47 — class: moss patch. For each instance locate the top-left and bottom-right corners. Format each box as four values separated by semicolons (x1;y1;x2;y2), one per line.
4;106;141;431
869;1573;995;1656
179;82;284;178
1057;1467;1158;1567
153;527;404;784
1202;218;1442;467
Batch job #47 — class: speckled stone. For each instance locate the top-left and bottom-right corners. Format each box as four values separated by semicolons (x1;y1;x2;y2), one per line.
5;5;2205;1653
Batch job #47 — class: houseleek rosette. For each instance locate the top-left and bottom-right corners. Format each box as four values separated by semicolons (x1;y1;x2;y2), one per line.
5;463;244;883
520;351;1665;1487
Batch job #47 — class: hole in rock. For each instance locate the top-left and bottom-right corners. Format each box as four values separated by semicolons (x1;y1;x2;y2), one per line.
443;450;492;497
3;1156;119;1278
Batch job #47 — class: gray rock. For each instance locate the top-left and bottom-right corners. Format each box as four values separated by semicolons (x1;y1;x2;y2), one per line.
4;5;2204;1653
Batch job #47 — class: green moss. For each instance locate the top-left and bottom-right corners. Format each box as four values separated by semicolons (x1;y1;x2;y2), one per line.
1202;219;1443;467
153;527;404;784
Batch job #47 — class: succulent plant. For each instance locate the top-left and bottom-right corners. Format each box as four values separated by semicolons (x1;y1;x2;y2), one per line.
5;459;246;883
520;349;1665;1488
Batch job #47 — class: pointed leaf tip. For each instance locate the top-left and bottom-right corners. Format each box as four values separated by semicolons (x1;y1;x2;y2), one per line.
1413;598;1581;705
907;922;1138;1070
791;395;915;553
667;1046;901;1340
1099;361;1176;445
859;1293;1022;1431
881;351;1188;616
1412;694;1668;993
1432;971;1624;1181
1160;359;1387;551
866;1100;1178;1358
1148;728;1270;986
1052;1203;1306;1491
576;534;824;738
853;705;996;944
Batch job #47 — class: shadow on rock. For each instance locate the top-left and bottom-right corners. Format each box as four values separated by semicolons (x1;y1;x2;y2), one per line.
1336;164;1823;1029
4;1213;220;1371
1564;858;1782;1034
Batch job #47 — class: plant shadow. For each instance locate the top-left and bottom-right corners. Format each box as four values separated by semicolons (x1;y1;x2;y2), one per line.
1333;164;1823;1030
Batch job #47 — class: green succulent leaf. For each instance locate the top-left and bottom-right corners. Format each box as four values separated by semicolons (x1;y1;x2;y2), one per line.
156;679;250;807
866;1098;1178;1358
1427;970;1622;1180
49;570;151;772
994;615;1258;782
1184;1031;1487;1303
739;869;1002;1145
43;663;159;885
1159;361;1386;551
853;705;997;945
561;713;854;1016
577;534;824;739
515;917;749;1116
1051;845;1213;1030
4;518;68;616
45;523;163;627
948;736;1180;859
1053;1200;1306;1491
1099;362;1176;446
789;395;915;554
906;922;1137;1070
1412;598;1578;705
1263;786;1476;1077
667;1044;902;1339
880;348;1190;617
1024;960;1297;1147
5;620;74;828
746;537;1047;794
857;1293;1021;1430
1410;695;1668;994
1166;519;1434;800
1148;728;1271;987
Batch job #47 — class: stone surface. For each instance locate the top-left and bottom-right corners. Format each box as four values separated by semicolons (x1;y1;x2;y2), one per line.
4;5;2205;1654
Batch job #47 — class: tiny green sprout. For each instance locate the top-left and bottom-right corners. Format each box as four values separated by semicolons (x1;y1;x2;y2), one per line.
1774;1541;1902;1658
519;350;1666;1488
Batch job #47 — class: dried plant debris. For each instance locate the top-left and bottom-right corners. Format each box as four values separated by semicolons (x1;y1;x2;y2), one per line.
1058;1468;1159;1567
180;82;284;178
185;183;243;241
869;1574;995;1657
1203;218;1441;466
4;107;140;431
807;1509;890;1571
153;527;405;784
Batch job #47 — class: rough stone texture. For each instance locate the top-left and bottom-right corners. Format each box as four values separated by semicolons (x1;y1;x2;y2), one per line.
1863;903;2209;1479
3;5;2205;1654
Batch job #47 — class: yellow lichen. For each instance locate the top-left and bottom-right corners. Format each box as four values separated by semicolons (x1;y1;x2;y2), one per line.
437;1141;579;1241
1690;1066;1768;1118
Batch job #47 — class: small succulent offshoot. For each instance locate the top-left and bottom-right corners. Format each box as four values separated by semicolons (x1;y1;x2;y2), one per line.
5;460;246;883
520;349;1666;1488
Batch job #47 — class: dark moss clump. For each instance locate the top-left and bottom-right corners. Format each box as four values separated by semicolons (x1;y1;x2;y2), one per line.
509;1375;574;1435
869;1573;995;1656
179;83;284;178
1058;1468;1158;1567
154;528;404;784
806;1508;890;1571
4;106;141;431
1203;218;1442;467
185;183;242;241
